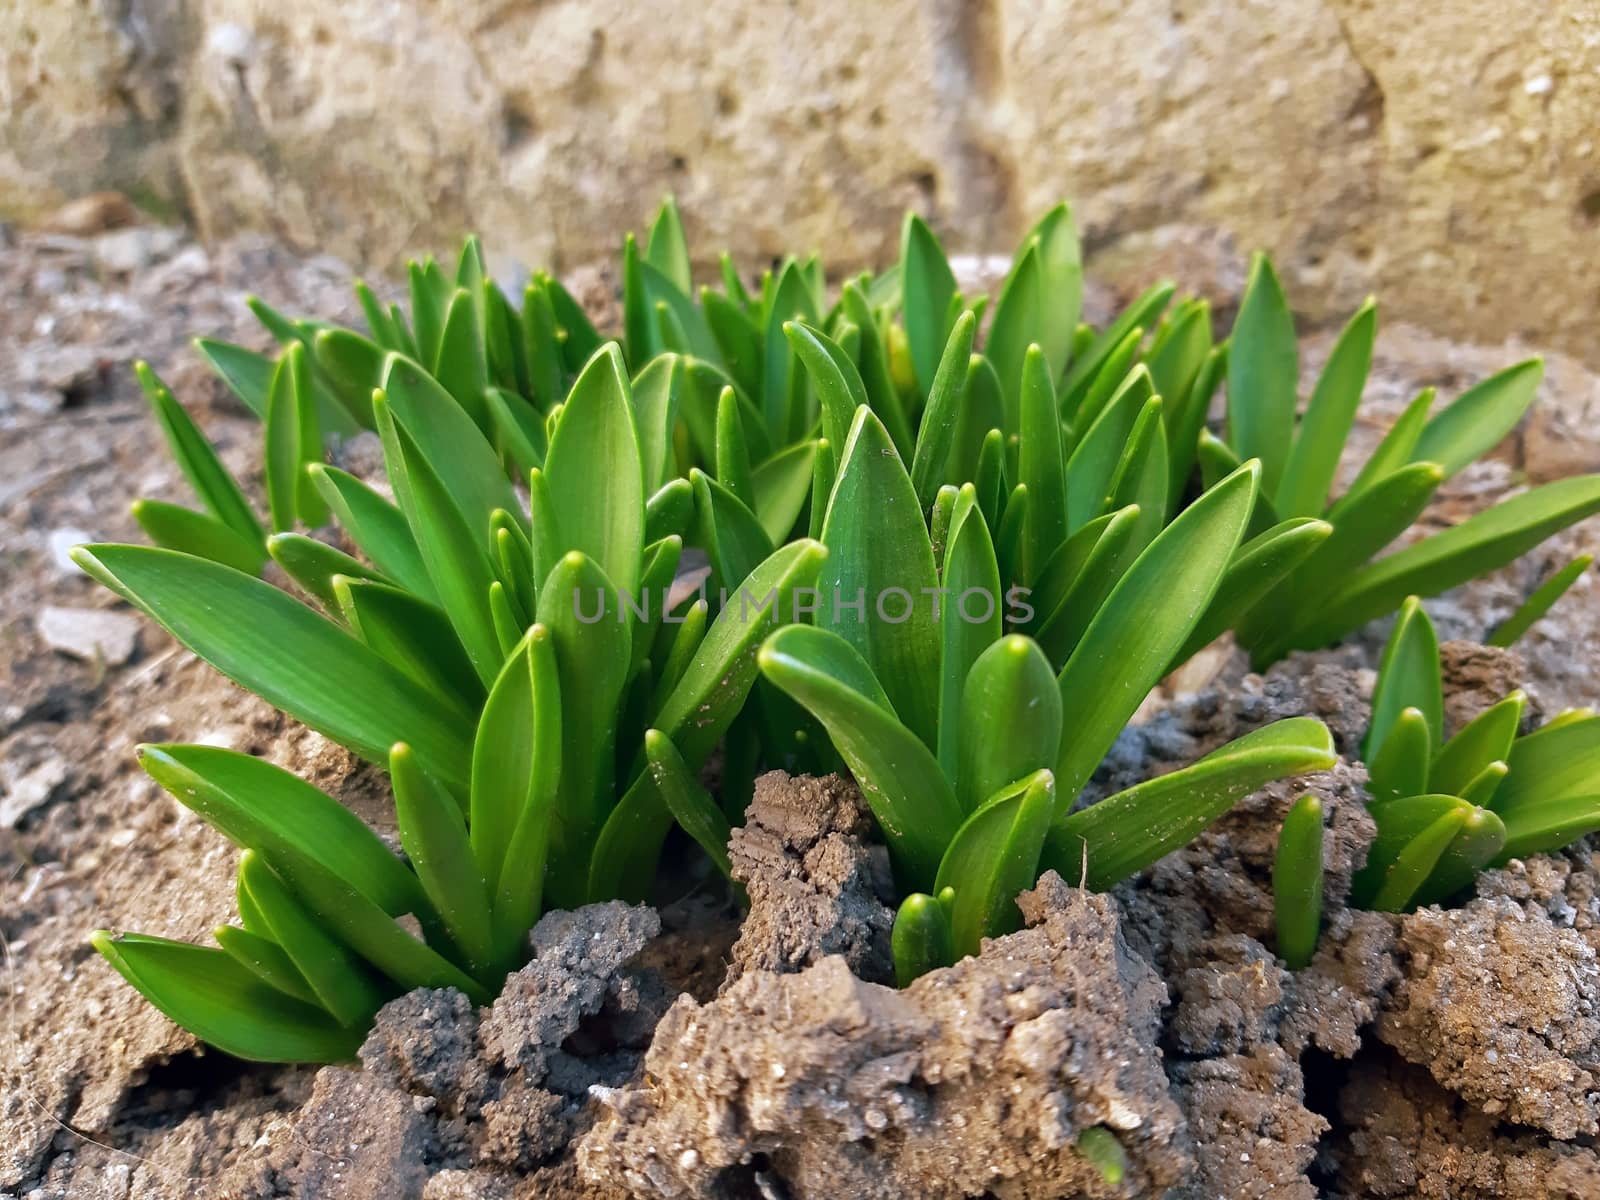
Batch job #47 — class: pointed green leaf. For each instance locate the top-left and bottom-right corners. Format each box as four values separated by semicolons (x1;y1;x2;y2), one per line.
390;743;494;975
751;439;819;544
1488;555;1593;648
937;486;1003;777
645;195;692;293
544;344;645;597
1496;794;1600;863
984;243;1043;431
1339;387;1436;506
1366;597;1442;761
193;338;272;418
892;891;955;987
758;624;961;888
909;310;977;508
819;407;941;747
136;361;263;545
308;464;434;601
1495;714;1600;814
1277;299;1376;517
92;933;363;1062
1053;462;1258;803
1017;345;1068;586
1367;707;1433;804
901;213;957;398
74;547;473;788
645;729;732;880
1431;691;1525;797
633;352;684;496
1274;794;1324;969
1227;254;1298;494
1414;359;1543;480
957;637;1062;814
131;499;266;576
936;770;1056;957
333;576;481;711
214;923;319;1008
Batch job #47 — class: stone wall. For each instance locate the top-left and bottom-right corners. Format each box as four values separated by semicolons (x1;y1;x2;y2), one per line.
5;0;1597;360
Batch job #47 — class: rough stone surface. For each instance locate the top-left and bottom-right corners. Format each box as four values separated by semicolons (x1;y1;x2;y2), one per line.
36;604;142;665
1328;1052;1600;1199
1379;896;1600;1138
578;873;1189;1200
723;770;896;988
9;2;1600;373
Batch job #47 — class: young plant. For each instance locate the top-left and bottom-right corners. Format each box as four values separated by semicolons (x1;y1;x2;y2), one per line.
1273;794;1325;970
758;404;1335;983
1209;257;1600;666
1339;598;1600;914
79;340;826;1061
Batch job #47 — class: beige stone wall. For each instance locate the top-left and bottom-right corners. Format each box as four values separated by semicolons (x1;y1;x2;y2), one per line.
5;0;1598;362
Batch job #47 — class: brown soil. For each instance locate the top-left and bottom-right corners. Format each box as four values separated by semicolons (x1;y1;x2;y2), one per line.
6;221;1600;1198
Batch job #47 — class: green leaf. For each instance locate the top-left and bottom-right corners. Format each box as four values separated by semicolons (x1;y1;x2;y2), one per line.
375;394;503;686
519;280;564;409
542;272;604;372
1351;795;1466;910
957;636;1061;814
1367;707;1433;804
390;743;495;976
935;769;1056;958
264;344;326;531
1488;555;1593;648
486;388;547;476
1495;714;1600;814
1033;503;1144;668
1065;366;1153;532
535;553;632;909
267;532;383;610
984;243;1043;432
1013;203;1083;380
1289;475;1600;651
936;486;1003;777
785;321;867;474
819;407;941;747
333;576;481;711
1166;344;1226;511
1496;794;1600;863
761;261;819;441
645;477;694;545
1366;597;1442;762
758;624;961;888
1058;281;1174;415
653;538;828;767
214;923;319;1008
703;288;764;400
1017;345;1068;586
131;499;266;576
75;547;474;789
1046;717;1335;889
645;729;732;879
900;213;957;398
91;933;363;1062
953;357;1006;490
838;282;915;460
1431;690;1525;797
892;891;954;987
138;742;432;926
1103;396;1169;552
1227;254;1298;495
307;464;434;601
909;311;978;509
544;344;645;597
1276;299;1376;517
644;195;692;294
633;353;684;497
1274;795;1324;969
1413;358;1543;480
715;384;756;509
237;852;387;1027
312;328;386;420
1146;301;1212;443
1339;387;1436;506
136;361;263;545
1053;462;1259;803
751;439;819;544
1457;761;1509;810
1172;518;1331;668
193;338;272;418
1247;462;1443;658
690;468;774;597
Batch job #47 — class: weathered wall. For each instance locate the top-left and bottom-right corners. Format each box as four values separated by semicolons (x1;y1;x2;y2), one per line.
4;0;1598;360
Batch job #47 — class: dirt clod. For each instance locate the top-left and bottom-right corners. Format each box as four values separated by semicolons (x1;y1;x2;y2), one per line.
723;771;896;988
579;872;1189;1200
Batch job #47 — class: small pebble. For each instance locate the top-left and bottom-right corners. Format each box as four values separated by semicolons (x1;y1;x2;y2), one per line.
37;605;141;665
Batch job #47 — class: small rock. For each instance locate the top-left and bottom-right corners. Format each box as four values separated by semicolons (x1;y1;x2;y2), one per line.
48;528;93;574
0;757;69;827
92;226;185;275
37;606;141;665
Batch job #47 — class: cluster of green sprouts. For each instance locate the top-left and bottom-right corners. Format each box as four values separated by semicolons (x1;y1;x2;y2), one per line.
79;197;1600;1061
1274;579;1600;968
